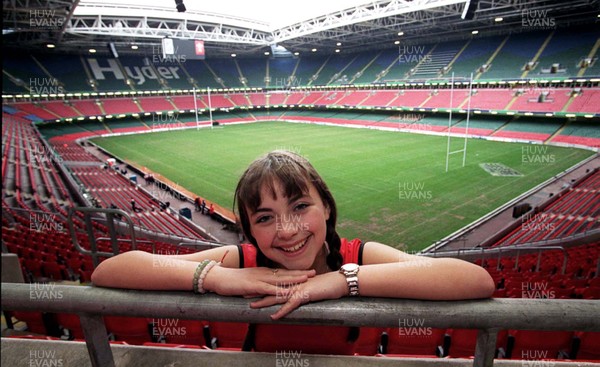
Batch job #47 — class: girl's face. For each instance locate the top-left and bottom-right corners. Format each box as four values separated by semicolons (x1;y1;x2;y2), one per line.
249;180;330;270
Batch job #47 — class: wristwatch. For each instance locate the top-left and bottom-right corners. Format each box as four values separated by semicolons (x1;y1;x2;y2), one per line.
339;263;360;296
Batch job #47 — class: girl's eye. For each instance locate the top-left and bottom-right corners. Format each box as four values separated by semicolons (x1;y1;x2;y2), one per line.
294;203;309;211
255;215;272;224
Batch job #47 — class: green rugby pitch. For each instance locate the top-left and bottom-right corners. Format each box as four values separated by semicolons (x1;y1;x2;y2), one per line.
91;121;594;252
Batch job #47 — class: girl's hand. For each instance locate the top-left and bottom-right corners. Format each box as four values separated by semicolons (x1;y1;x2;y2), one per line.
203;266;315;297
249;271;348;320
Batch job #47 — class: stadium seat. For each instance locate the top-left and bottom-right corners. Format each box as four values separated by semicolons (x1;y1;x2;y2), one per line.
572;332;600;361
55;313;85;340
10;311;56;336
580;287;600;299
507;330;574;360
206;321;248;350
248;324;358;355
41;262;68;280
354;327;385;355
151;319;207;346
380;327;448;357
445;329;508;358
104;316;153;345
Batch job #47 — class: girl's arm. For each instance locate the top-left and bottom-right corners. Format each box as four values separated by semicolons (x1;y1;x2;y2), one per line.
253;241;495;319
91;246;239;290
357;241;495;300
91;246;315;295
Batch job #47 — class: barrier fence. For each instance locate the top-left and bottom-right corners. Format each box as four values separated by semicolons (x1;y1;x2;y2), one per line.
2;283;599;367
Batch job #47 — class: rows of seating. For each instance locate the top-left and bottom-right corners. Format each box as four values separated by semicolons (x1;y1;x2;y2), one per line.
72;165;201;239
494;170;600;247
8;87;600;128
2;113;207;283
4;27;598;94
479;243;600;299
2;212;197;284
22;105;598;150
5;312;599;361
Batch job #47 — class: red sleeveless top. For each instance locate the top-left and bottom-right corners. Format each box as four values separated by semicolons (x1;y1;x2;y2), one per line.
238;238;364;268
237;238;364;355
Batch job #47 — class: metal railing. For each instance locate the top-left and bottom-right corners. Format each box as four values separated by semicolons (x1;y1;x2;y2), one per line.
2;283;599;367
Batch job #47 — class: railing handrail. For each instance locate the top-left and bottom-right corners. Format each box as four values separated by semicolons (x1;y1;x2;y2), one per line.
3;283;598;331
3;283;599;367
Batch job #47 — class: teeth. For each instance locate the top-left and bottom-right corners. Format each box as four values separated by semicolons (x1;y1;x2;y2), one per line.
281;238;307;253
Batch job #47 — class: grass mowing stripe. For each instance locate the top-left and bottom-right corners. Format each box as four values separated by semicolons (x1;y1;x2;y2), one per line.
92;121;593;252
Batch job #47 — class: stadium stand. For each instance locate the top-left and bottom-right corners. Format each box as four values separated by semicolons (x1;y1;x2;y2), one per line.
2;2;599;364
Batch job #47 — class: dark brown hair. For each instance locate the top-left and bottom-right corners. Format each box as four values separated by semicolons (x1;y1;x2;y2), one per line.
233;150;343;270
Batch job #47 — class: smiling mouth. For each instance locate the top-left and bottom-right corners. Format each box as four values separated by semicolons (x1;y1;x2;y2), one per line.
280;236;309;253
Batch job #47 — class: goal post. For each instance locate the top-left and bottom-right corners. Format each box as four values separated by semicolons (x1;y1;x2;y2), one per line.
445;72;473;172
194;87;214;130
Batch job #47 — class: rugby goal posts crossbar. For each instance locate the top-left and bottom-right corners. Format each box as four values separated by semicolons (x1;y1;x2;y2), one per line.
194;87;214;130
445;72;474;172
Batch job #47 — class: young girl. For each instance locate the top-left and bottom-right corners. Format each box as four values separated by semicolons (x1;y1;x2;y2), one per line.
92;150;494;325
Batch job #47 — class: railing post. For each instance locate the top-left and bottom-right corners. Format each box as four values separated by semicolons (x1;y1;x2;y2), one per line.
79;313;115;367
473;328;500;367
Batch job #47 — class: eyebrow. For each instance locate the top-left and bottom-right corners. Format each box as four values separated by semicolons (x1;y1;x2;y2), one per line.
252;193;309;215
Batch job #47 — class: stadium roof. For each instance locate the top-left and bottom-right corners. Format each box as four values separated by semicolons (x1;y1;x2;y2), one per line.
3;0;599;57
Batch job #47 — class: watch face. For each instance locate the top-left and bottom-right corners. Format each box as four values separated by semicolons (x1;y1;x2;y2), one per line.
342;263;359;272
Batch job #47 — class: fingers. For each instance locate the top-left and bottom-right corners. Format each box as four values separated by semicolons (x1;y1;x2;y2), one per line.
250;285;310;320
258;268;315;288
249;295;298;320
271;297;305;320
249;295;281;308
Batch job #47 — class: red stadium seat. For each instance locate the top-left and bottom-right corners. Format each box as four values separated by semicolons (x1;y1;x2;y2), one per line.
151;319;207;346
381;327;447;357
206;321;248;350
41;262;68;280
572;332;600;361
581;287;600;299
507;330;574;360
354;327;385;355
250;324;358;355
445;329;508;358
55;313;85;340
104;316;153;345
10;311;53;335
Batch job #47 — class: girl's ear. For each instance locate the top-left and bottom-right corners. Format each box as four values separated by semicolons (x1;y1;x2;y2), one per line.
324;204;331;221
